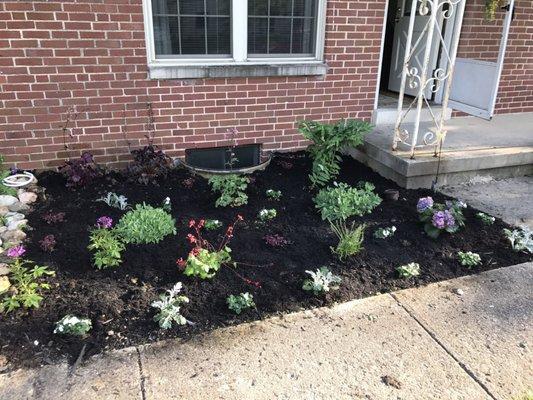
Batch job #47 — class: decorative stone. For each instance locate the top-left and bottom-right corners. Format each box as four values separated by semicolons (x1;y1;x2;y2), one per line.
1;229;26;244
0;276;10;294
7;219;27;231
5;213;25;225
0;227;6;235
18;191;38;205
0;206;8;216
0;195;18;207
0;263;9;276
7;202;30;213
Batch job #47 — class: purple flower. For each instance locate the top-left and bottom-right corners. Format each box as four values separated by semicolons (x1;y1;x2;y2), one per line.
443;209;455;228
7;245;26;258
432;211;447;229
417;197;434;212
96;216;113;229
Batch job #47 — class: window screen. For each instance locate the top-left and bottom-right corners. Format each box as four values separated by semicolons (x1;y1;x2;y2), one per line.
152;0;231;57
248;0;318;56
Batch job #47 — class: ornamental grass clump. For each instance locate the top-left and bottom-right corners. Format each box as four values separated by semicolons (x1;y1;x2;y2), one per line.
54;315;92;336
208;174;250;207
457;251;482;268
302;267;342;295
331;223;366;260
116;203;176;244
299;119;373;187
227;292;255;315
416;197;466;239
151;282;190;329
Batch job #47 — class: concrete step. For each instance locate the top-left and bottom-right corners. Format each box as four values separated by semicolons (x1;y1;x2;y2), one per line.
372;106;452;125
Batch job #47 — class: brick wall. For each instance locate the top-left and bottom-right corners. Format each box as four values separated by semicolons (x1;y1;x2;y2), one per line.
0;0;385;169
457;0;533;114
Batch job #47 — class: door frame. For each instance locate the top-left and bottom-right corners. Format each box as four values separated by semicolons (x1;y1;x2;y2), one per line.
373;0;464;111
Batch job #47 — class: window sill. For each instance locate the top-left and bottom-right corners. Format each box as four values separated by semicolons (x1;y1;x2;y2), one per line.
147;62;329;80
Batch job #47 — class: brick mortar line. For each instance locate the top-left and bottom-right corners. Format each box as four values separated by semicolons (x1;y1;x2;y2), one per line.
389;293;499;400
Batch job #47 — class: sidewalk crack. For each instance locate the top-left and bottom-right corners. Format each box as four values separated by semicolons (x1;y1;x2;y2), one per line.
135;346;147;400
390;293;499;400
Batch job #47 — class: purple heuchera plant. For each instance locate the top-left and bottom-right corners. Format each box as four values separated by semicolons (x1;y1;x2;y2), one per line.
39;234;57;252
96;216;113;229
59;152;100;188
7;245;26;258
417;197;434;212
264;234;290;247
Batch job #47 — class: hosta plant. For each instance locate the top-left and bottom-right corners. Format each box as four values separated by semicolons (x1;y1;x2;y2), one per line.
151;282;190;329
258;208;277;222
116;203;176;244
266;189;282;201
416;197;466;239
299;119;373;187
457;251;482;268
97;192;129;210
208;174;250;207
54;315;92;336
331;222;366;260
302;267;342;295
374;226;397;239
396;262;421;278
476;212;495;225
227;292;255;314
503;227;533;254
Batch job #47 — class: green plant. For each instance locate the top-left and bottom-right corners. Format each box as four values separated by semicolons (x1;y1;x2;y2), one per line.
485;0;504;21
374;226;397;239
457;251;482;268
0;154;17;196
54;315;92;336
266;189;282;201
258;208;277;222
208;174;250;207
396;263;421;278
97;192;129;210
476;212;495;225
299;119;373;187
204;219;223;230
227;292;255;314
503;227;533;253
314;182;382;222
88;228;125;269
182;247;232;279
151;282;190;329
1;259;55;313
302;267;342;295
116;203;176;244
331;222;366;260
417;197;466;239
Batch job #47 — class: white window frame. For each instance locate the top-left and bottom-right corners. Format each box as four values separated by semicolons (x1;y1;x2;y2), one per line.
142;0;328;68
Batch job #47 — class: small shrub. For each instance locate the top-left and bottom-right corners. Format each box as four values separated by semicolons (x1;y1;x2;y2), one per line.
314;182;382;222
97;192;129;210
503;227;533;253
42;211;66;225
264;234;290;247
116;203;176;244
204;219;222;231
299;119;373;187
374;226;397;239
59;152;102;188
39;234;57;253
227;292;255;314
476;212;495;225
127;145;172;185
457;251;482;268
1;253;55;313
54;315;92;336
258;208;277;222
0;154;17;196
152;282;190;329
88;227;125;269
416;197;466;239
302;267;341;295
331;222;366;260
266;189;282;201
208;174;249;207
396;262;421;278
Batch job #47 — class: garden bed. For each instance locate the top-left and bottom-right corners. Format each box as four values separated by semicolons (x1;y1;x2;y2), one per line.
0;152;530;370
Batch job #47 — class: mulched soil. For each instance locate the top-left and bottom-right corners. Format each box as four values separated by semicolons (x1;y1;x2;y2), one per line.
0;152;530;370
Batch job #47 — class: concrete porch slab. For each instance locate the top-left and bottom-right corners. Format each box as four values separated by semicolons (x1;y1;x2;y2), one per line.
348;112;533;189
394;262;533;400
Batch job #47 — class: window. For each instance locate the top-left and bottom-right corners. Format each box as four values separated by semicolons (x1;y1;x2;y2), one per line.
143;0;327;77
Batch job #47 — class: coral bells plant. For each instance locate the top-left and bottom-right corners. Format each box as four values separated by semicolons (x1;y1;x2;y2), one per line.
263;234;291;247
416;197;466;239
178;216;243;279
39;235;57;253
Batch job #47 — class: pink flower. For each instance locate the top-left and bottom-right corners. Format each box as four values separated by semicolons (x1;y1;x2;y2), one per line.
187;234;197;244
188;219;196;228
7;245;26;258
96;216;113;229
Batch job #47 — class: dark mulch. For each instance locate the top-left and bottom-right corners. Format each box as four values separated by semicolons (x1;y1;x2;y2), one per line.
0;152;530;370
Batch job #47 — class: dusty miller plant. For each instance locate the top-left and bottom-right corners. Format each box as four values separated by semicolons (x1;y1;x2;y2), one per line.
152;282;190;329
503;227;533;254
302;267;342;295
97;192;129;210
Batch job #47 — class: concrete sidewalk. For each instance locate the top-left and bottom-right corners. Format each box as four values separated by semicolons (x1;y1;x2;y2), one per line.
1;262;531;400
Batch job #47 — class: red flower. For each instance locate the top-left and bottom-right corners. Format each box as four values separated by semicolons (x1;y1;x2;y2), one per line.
244;278;262;288
237;214;244;221
188;219;196;228
190;247;200;256
176;258;186;268
198;219;205;228
187;233;197;244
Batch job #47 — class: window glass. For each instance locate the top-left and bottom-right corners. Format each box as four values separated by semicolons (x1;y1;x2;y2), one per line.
247;0;317;57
